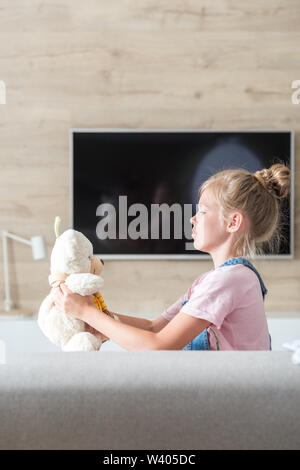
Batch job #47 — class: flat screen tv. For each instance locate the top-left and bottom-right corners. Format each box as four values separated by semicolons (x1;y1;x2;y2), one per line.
70;129;294;259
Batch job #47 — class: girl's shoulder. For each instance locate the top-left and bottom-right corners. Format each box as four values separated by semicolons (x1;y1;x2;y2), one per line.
192;269;213;287
194;263;259;290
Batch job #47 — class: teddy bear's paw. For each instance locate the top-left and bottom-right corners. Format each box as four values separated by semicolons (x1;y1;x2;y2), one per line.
37;293;55;332
62;332;102;351
65;273;104;296
40;305;85;348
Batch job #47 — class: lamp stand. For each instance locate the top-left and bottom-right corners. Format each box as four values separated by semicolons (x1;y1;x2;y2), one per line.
1;230;46;315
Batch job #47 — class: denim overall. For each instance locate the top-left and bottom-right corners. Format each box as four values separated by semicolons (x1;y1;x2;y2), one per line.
182;257;271;351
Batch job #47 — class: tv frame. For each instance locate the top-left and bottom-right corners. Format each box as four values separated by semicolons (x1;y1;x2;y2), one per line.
70;129;294;260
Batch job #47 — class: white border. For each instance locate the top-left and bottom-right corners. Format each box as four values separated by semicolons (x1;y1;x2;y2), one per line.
69;129;294;260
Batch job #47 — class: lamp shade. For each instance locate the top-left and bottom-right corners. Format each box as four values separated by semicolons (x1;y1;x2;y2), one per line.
31;236;47;260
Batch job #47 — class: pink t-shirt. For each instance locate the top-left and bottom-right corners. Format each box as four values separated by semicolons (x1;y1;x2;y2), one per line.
161;263;270;350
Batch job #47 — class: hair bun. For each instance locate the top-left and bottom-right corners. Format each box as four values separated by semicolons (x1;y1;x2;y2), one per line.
253;163;290;200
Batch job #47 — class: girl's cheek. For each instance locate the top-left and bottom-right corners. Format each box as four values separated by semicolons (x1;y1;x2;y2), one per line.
196;213;203;225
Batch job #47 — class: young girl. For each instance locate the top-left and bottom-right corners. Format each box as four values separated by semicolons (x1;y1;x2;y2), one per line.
53;163;290;351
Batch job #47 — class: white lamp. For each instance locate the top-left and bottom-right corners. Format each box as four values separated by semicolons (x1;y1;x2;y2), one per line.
2;230;47;312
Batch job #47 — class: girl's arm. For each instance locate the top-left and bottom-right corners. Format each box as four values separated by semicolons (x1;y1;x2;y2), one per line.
106;311;168;333
105;310;153;331
52;284;211;351
83;305;157;350
86;308;211;350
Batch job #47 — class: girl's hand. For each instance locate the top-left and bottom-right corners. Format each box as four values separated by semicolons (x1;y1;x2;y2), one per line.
52;283;95;321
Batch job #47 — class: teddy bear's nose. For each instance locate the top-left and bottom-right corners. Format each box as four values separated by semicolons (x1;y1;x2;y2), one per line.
100;259;104;265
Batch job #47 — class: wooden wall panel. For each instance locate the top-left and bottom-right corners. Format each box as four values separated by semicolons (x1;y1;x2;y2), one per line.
0;1;299;317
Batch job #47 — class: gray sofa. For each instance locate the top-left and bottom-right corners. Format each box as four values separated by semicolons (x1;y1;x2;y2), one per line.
0;350;300;450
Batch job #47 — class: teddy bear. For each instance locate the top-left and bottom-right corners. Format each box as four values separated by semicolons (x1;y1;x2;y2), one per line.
37;217;111;351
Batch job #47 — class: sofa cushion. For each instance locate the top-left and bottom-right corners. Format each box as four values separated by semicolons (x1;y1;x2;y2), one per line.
0;351;299;450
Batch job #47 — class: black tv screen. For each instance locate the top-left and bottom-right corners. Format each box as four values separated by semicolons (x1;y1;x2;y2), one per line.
71;130;294;259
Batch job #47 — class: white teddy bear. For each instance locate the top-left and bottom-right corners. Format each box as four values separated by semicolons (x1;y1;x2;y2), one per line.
38;217;110;351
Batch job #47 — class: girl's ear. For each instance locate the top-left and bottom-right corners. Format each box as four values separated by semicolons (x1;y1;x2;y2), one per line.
228;212;243;232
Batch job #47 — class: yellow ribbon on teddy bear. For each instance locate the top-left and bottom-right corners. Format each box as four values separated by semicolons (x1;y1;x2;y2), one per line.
93;293;107;312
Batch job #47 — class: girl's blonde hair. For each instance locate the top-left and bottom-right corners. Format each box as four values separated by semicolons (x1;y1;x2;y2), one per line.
199;162;291;259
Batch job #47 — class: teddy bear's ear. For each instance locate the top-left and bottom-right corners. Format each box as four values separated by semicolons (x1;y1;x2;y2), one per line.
54;216;61;238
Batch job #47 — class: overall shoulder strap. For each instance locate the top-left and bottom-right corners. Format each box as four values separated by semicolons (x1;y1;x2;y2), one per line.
220;257;268;301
